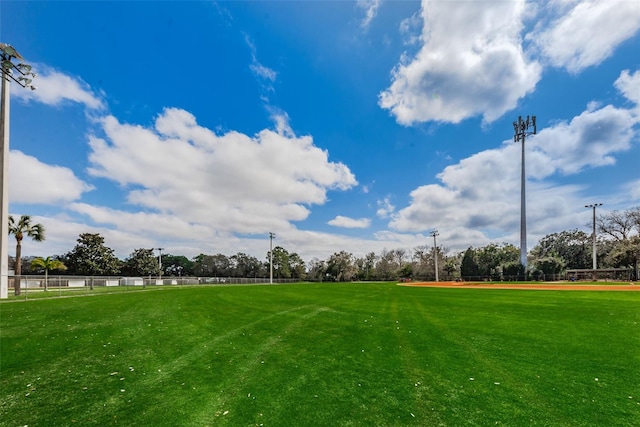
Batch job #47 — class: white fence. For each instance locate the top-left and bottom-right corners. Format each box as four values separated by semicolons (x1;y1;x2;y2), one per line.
9;275;296;290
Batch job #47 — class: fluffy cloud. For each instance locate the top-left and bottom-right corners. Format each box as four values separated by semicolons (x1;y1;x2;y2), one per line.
12;68;104;110
615;69;640;107
9;151;93;204
380;1;640;126
389;74;639;246
86;108;357;236
376;197;395;218
328;215;371;229
529;0;640;73
379;0;541;124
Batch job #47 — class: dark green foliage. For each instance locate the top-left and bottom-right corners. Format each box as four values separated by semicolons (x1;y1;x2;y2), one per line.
533;255;566;275
530;229;592;269
193;253;231;276
62;233;121;276
122;248;159;276
229;252;265;278
460;247;480;277
161;254;195;276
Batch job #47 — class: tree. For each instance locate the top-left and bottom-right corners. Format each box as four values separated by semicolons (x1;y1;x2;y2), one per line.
607;236;640;280
443;257;459;279
475;243;519;279
375;249;399;280
9;215;45;295
161;254;194;276
267;246;291;279
597;210;635;241
460;247;480;279
530;230;592;269
192;253;231;277
122;248;159;277
306;258;327;281
229;252;260;277
532;255;566;276
63;233;121;276
288;252;307;280
30;256;67;291
326;251;356;281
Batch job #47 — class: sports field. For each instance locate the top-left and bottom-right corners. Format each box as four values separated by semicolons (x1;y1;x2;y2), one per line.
1;282;639;426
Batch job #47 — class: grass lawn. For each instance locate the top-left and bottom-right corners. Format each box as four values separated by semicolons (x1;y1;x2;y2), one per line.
1;283;639;426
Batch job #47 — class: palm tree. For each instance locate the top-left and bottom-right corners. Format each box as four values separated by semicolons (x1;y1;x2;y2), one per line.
9;215;45;295
31;257;66;291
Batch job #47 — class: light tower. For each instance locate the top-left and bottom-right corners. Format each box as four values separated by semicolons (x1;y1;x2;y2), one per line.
154;247;164;280
430;230;439;282
269;232;275;284
585;203;602;272
0;44;37;299
513;115;537;273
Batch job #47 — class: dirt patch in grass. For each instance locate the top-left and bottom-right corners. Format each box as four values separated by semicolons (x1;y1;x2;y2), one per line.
401;281;640;291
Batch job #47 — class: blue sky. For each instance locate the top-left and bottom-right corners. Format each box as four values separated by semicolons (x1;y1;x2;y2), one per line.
2;0;639;262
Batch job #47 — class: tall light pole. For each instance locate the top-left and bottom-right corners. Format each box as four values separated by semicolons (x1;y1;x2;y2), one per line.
430;229;439;282
513;115;537;273
269;232;275;284
154;247;164;280
585;203;602;272
0;44;36;299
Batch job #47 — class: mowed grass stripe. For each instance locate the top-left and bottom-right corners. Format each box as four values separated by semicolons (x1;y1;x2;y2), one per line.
1;283;639;426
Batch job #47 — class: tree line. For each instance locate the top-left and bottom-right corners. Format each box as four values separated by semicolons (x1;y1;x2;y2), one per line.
10;207;640;293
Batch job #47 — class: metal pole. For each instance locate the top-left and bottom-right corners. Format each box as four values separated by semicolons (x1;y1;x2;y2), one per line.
0;44;37;299
585;203;602;272
269;232;275;284
513;115;536;275
0;73;9;299
520;130;527;269
592;207;596;270
157;247;163;280
430;230;439;282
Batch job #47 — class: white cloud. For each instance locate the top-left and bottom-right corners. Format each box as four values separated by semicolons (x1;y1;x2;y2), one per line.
86;108;357;236
379;0;541;124
628;180;640;201
530;0;640;73
357;0;381;30
389;79;639;246
328;215;371;229
245;35;277;92
12;68;104;110
376;197;395;218
9;150;94;204
250;62;277;83
615;69;640;107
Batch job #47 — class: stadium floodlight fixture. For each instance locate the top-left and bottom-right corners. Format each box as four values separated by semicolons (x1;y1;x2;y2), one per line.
0;43;36;299
585;203;603;272
430;230;439;282
512;115;537;272
269;232;275;284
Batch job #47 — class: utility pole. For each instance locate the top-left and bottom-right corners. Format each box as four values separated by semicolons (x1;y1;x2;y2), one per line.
513;115;537;274
0;44;37;299
430;230;439;282
585;203;602;277
154;247;164;280
269;232;275;284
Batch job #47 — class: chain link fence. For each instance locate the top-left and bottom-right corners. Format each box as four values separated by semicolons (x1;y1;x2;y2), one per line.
4;275;300;301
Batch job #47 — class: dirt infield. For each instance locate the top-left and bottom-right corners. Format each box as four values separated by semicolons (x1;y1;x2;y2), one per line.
401;281;640;291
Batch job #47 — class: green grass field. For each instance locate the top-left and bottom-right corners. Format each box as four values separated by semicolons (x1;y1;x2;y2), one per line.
1;283;639;426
